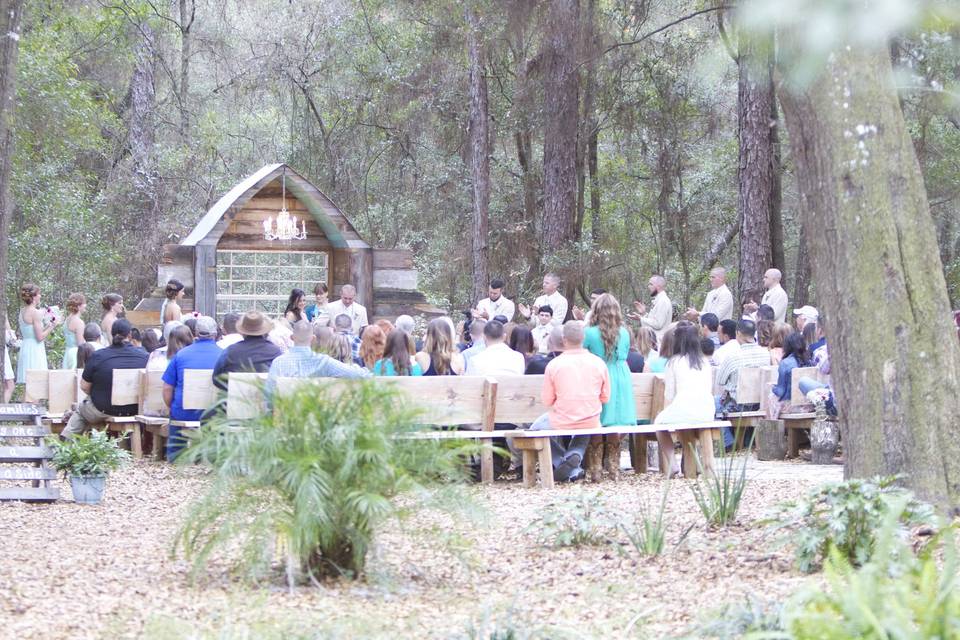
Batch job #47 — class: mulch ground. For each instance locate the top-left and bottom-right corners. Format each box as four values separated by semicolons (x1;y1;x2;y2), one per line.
0;457;841;639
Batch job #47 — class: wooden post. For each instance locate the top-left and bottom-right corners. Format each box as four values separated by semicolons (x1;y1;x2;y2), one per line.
698;429;717;476
479;378;497;484
679;431;698;478
756;419;788;460
538;446;555;489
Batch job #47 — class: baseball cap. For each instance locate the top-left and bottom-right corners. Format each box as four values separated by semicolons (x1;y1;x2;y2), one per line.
793;305;819;321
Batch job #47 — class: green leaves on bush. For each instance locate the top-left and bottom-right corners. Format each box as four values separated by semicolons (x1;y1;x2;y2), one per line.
46;430;130;478
174;381;476;584
766;475;936;573
528;491;617;548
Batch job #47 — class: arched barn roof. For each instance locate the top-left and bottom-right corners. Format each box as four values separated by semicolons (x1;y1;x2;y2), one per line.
181;163;370;249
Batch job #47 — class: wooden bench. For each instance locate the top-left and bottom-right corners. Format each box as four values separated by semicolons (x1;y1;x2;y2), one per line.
781;366;823;458
136;369;169;459
25;368;83;433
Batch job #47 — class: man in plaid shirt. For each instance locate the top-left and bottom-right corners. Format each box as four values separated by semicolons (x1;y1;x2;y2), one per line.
265;321;369;401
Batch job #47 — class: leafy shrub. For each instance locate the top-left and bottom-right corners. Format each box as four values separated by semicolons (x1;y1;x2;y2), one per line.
47;429;130;477
766;475;936;573
683;598;785;639
528;490;617;547
781;499;959;640
174;381;474;583
690;446;750;526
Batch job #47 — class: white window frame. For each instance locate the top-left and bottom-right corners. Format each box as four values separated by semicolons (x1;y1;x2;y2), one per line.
215;249;330;318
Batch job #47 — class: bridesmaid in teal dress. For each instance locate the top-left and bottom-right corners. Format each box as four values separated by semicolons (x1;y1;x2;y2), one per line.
583;293;637;481
61;293;87;369
16;284;60;384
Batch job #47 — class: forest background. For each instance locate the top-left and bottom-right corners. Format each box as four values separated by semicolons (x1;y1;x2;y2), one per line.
5;0;959;317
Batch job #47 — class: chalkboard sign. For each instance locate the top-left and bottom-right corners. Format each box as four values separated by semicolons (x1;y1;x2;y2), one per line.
0;466;57;480
0;425;50;438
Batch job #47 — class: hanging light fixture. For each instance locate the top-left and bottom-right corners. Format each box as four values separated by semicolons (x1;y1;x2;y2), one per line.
263;167;307;241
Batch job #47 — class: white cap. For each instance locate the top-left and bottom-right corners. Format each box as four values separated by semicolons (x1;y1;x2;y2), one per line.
793;305;819;321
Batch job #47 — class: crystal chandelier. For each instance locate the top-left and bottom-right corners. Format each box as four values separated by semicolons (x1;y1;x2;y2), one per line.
263;167;307;241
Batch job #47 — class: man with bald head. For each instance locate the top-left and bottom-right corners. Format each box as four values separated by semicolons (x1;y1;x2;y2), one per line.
519;272;568;328
326;284;368;334
630;274;673;342
686;267;734;322
265;320;369;401
760;269;788;324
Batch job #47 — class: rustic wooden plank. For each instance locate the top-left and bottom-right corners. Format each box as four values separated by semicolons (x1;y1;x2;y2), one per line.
372;249;415;269
0;403;45;418
650;376;666;419
0;466;58;480
0;425;51;437
735;367;765;405
226;372;267;420
217;235;333;252
124;310;162;329
537;446;555;488
0;486;60;501
480;378;497;485
511;421;732;439
140;369;169;417
110;369;143;406
790;367;818;405
491;375;546;424
25;369;49;402
48;370;79;415
0;446;53;462
182;369;217;411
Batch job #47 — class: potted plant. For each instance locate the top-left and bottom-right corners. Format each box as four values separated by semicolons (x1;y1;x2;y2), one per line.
47;430;131;504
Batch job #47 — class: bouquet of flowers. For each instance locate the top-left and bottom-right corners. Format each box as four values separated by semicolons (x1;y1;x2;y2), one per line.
44;305;63;326
806;387;832;418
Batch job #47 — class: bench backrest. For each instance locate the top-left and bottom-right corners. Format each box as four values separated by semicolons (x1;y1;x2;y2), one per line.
492;373;660;424
24;369;49;403
182;369;217;411
48;370;79;414
790;366;819;405
274;375;494;426
735;367;765;405
226;372;268;420
110;368;143;406
139;369;168;416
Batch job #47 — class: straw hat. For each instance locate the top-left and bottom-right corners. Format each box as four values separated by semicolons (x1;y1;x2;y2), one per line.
236;311;273;336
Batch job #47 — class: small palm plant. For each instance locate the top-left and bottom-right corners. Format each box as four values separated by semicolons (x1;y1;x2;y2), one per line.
174;380;475;584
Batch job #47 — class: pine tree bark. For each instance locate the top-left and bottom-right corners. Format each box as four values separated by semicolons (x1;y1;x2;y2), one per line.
779;37;960;510
466;9;490;304
541;0;580;258
768;94;785;278
0;0;24;380
736;32;777;298
178;0;193;139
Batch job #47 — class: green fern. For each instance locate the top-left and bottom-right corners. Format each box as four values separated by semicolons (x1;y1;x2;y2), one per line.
174;380;476;584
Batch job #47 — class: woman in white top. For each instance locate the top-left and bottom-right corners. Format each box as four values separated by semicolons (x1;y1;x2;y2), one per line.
653;323;714;476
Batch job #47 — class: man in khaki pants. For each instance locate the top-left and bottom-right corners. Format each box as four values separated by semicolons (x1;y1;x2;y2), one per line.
62;319;148;438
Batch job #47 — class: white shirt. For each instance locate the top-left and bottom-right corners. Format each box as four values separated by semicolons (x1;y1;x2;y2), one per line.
531;323;552;354
761;284;789;324
466;342;525;377
476;296;516;322
327;299;368;334
655;356;715;424
702;284;734;321
641;291;673;341
533;291;568;327
217;333;244;349
713;339;741;368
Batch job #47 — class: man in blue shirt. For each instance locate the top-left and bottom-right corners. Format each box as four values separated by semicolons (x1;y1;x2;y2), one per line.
266;320;369;403
163;315;223;459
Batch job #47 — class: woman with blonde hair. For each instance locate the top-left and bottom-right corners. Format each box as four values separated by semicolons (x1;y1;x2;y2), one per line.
329;333;355;365
100;293;124;345
16;284;60;383
768;322;794;365
582;294;637;481
359;324;387;370
415;318;464;376
61;293;87;369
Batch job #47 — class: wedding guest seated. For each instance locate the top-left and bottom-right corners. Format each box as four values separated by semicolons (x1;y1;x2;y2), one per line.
265;321;368;400
770;332;811;410
715;319;770;448
162;316;223;459
508;325;537;367
415;318;465;376
373;330;422;376
83;322;104;351
358;324;387;370
528;321;610;483
217;312;243;349
312;324;335;354
700;338;716;365
699;312;720;347
713;319;739;367
466;321;525;377
653;324;714;476
525;326;564;375
148;324;192;371
329;334;355;365
61;319;149;438
460;319;487;371
212;312;282;390
626;326;646;373
76;343;97;370
141;329;161;354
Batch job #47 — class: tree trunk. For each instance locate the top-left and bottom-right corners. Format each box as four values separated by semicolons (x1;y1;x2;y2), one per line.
778;38;960;510
792;217;812;307
466;9;490;304
0;0;24;381
178;0;193;139
769;93;785;279
541;0;580;259
736;32;777;299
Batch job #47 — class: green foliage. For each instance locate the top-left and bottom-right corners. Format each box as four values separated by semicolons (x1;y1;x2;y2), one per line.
619;481;675;557
46;430;131;478
780;500;959;640
527;490;618;548
689;446;750;527
174;381;475;584
766;475;936;573
683;598;785;639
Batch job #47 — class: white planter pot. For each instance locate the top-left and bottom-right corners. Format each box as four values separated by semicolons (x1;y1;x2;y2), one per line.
70;475;107;504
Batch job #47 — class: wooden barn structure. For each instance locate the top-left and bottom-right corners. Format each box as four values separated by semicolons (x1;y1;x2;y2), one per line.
130;163;441;325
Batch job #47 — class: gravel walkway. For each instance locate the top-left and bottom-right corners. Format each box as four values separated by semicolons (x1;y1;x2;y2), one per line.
0;457;841;639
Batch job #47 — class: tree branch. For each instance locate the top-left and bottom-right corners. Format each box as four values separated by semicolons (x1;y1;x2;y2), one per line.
601;6;734;57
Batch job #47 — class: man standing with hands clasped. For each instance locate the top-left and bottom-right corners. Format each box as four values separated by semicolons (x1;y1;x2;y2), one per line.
685;267;734;322
628;275;673;342
743;269;789;324
519;273;568;328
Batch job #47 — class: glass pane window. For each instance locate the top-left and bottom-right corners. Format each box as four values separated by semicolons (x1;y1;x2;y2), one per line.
215;250;329;320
